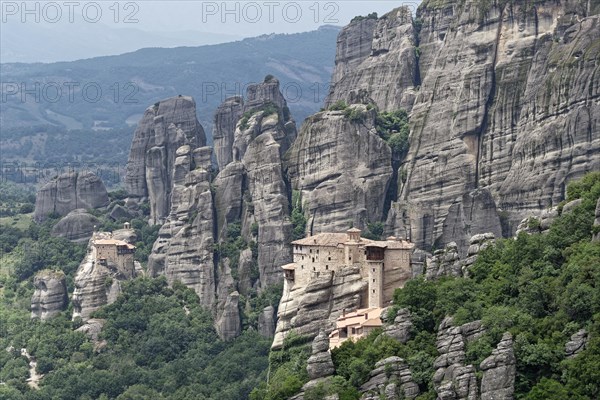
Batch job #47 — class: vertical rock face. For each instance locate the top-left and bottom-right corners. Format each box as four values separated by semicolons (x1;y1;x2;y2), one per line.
480;333;516;400
326;7;419;113
272;267;367;349
213;96;243;171
31;270;68;320
285;106;393;233
141;79;295;340
215;291;242;341
124;96;206;224
258;306;276;338
433;317;484;400
34;172;109;222
147;146;216;309
72;252;124;321
390;0;600;251
213;77;295;289
306;330;335;380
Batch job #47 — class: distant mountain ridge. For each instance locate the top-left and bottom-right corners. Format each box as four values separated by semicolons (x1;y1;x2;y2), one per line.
0;26;340;167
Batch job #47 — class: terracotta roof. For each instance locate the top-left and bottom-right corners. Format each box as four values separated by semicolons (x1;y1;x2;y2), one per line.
292;233;349;247
347;228;361;233
366;243;388;249
94;239;136;249
281;263;296;270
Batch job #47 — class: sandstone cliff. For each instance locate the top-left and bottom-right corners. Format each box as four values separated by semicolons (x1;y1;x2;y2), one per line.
34;172;109;222
387;0;600;252
285;105;393;233
124;96;206;225
137;79;295;340
30;270;68;320
326;7;419;113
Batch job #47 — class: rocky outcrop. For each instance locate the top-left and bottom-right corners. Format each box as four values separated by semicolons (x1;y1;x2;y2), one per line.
34;172;108;222
306;330;335;380
30;270;68;320
285;106;393;233
565;329;588;358
51;209;100;243
273;267;367;349
141;79;295;340
426;233;496;279
462;233;496;273
124;96;206;224
382;308;413;343
147;146;216;309
258;306;276;338
212;77;295;289
71;230;138;320
213;96;243;171
76;319;107;351
376;0;600;251
480;333;516;400
326;7;419;113
433;317;485;400
71;252;124;321
360;356;420;400
215;291;242;341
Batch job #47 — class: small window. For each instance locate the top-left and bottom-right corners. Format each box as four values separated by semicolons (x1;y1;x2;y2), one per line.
372;268;375;272
372;279;375;282
372;289;375;293
312;257;315;263
313;267;316;271
328;257;331;261
326;265;329;270
317;249;319;254
310;249;312;253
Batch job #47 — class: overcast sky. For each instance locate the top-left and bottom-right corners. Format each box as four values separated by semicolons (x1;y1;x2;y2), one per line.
0;1;421;62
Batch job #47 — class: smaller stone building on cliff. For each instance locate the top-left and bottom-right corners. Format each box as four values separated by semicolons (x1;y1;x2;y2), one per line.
90;229;136;279
282;228;414;309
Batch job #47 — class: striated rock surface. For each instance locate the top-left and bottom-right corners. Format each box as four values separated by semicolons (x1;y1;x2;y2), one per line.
147;146;216;309
462;233;496;273
480;332;516;400
258;306;276;338
71;251;125;321
124;96;206;224
382;308;413;343
433;317;484;400
213;96;243;171
215;291;242;341
285;106;393;233
326;7;419;112
377;0;600;251
565;329;588;358
273;267;367;349
306;330;335;380
360;356;420;400
51;209;100;243
427;242;462;280
31;270;68;320
34;172;108;222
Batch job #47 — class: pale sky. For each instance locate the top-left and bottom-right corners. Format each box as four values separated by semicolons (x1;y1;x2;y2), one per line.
0;1;422;62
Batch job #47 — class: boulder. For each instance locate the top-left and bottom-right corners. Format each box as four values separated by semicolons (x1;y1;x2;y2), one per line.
51;209;100;243
480;333;516;400
31;270;68;320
